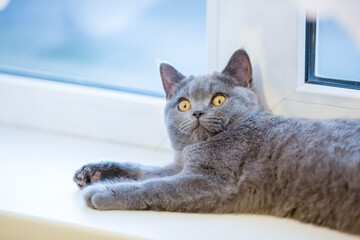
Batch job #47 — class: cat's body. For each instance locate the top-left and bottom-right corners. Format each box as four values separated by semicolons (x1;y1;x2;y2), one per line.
74;50;360;234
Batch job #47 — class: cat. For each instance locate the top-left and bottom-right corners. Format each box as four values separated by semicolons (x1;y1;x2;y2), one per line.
74;49;360;235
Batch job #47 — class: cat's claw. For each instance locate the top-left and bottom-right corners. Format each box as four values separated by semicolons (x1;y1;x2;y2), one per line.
73;165;102;189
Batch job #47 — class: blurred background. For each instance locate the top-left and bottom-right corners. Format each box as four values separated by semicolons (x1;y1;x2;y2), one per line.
0;0;206;97
0;0;359;97
316;17;360;82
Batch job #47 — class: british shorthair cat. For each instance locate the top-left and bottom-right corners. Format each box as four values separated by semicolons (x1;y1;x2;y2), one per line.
74;49;360;235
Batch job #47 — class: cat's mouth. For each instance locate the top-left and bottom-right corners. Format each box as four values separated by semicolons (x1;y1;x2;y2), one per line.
193;121;201;130
178;117;224;142
191;121;216;141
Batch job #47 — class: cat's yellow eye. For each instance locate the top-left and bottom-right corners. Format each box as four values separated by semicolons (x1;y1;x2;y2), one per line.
212;95;226;107
178;99;191;112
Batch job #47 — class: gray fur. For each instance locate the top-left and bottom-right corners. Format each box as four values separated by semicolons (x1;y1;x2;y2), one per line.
74;49;360;235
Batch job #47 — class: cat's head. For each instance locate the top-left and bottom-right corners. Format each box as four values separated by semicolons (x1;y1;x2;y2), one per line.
160;49;262;151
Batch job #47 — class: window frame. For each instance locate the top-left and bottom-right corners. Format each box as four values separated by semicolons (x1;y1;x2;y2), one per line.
305;21;360;90
207;0;360;119
0;73;171;151
0;66;165;98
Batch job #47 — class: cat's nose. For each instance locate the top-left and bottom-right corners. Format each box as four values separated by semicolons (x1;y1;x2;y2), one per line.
192;111;205;119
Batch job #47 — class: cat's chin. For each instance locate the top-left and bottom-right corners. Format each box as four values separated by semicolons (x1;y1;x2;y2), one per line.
192;126;215;142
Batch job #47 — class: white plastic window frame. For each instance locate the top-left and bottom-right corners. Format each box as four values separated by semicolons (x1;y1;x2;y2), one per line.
0;74;171;151
207;0;360;119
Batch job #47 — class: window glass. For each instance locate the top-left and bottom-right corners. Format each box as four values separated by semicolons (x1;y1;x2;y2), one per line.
315;15;360;83
0;0;206;97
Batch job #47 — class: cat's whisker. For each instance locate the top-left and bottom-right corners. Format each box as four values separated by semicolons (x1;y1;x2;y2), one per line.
203;120;223;126
178;122;190;131
178;119;197;133
152;135;171;156
200;118;224;133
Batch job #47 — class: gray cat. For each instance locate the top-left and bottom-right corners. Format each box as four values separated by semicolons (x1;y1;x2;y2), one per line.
74;49;360;235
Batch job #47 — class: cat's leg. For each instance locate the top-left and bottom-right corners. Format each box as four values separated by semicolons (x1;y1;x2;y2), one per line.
73;161;180;189
82;173;227;212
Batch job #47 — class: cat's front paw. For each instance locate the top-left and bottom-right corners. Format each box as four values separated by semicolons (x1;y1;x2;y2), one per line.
82;183;148;210
82;184;117;210
73;165;102;189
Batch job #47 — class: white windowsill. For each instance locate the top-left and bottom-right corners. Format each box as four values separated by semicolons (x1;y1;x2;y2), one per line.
1;125;358;240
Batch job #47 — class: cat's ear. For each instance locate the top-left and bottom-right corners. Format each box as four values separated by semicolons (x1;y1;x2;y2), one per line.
222;49;253;87
160;63;185;99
